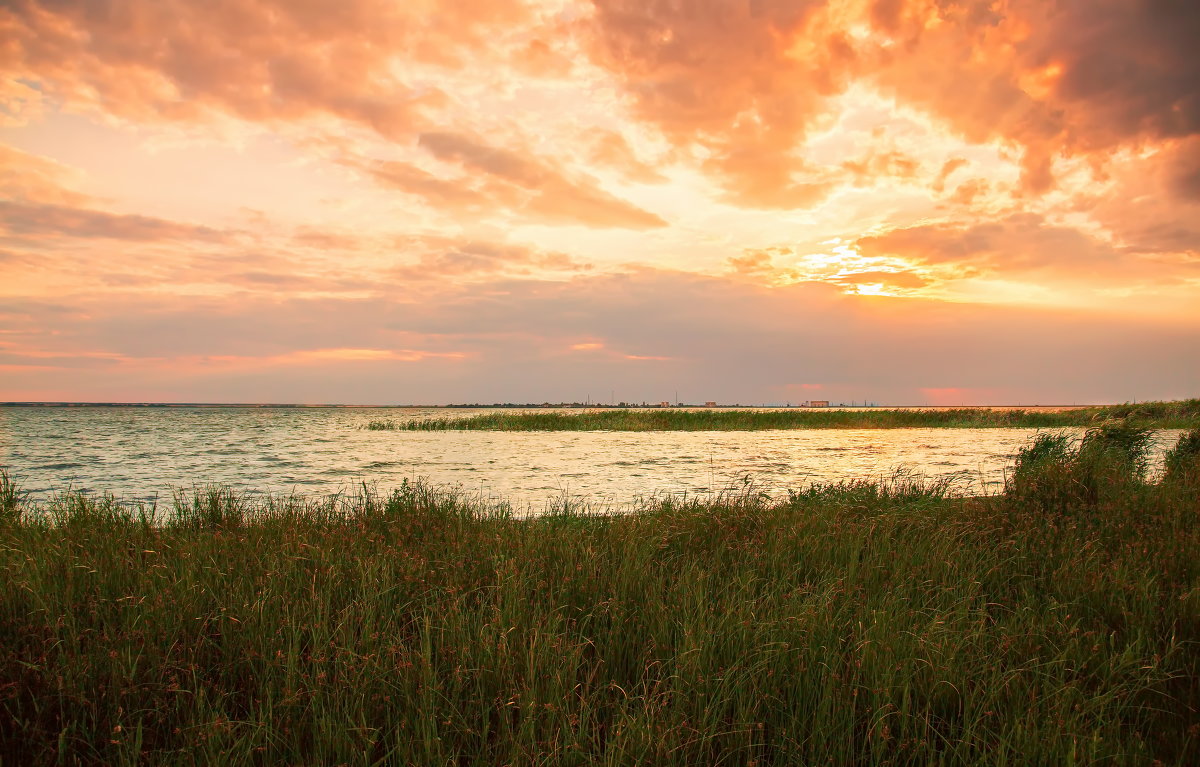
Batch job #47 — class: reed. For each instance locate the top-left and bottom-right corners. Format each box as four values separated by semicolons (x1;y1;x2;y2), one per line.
0;431;1198;764
364;399;1200;431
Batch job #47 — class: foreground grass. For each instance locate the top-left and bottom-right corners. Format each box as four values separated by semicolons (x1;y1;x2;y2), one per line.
1;427;1199;765
365;399;1200;431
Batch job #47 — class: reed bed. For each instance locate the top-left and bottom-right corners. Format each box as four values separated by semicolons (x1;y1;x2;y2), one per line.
1;426;1198;765
364;399;1200;432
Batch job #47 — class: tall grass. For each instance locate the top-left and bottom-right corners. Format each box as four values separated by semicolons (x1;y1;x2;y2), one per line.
1;433;1199;764
1164;429;1200;484
0;469;22;525
364;399;1200;431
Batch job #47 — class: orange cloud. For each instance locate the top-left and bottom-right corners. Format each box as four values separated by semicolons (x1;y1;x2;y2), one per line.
0;200;231;242
415;132;668;229
511;37;577;78
1081;139;1200;259
727;251;778;277
282;348;466;363
582;0;1199;204
833;270;928;290
1;0;1197;406
352;134;667;229
931;157;968;193
841;148;920;185
865;0;1200;195
854;213;1183;287
585;129;667;184
365;160;492;211
0;144;91;206
0;0;531;135
584;0;850;208
2;268;1197;404
389;236;590;281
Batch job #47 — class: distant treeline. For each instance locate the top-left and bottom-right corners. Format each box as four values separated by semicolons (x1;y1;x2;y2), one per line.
365;399;1200;431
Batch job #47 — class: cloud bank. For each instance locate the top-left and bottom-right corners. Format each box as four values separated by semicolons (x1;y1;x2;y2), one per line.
0;0;1196;402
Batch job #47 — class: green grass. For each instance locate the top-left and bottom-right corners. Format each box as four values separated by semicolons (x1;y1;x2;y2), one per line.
364;398;1200;431
1;427;1199;765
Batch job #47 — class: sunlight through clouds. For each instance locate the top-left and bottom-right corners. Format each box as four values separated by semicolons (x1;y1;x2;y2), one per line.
0;0;1196;403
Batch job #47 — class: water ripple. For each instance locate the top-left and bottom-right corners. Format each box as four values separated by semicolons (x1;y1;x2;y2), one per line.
0;407;1186;511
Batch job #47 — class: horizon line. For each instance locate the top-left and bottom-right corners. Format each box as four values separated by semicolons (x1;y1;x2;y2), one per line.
0;401;1125;409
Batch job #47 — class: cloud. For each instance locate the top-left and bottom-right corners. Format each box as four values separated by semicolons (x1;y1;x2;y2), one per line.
856;214;1097;274
945;178;991;207
389;236;590;280
585;129;667;184
220;271;377;293
727;251;779;277
841;149;920;185
365;160;494;210
279;347;466;363
7;0;1197;213
361;132;668;229
0;145;236;254
1078;138;1200;258
0;200;231;242
932;157;968;193
0;0;539;136
2;268;1197;404
581;0;1199;204
511;37;577;78
866;0;1200;195
1023;0;1200;147
0;144;92;206
833;270;928;289
290;227;368;252
1;0;1197;407
854;212;1197;286
1162;136;1200;202
584;0;849;208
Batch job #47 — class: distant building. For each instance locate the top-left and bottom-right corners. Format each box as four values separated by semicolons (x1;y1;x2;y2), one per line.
808;400;830;407
658;401;670;407
704;401;717;407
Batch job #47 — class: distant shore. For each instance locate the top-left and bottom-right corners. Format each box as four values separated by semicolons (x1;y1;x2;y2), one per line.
0;402;1149;410
364;399;1200;431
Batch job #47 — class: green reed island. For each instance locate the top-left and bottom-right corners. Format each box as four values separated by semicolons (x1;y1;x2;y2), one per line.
1;424;1199;765
365;399;1200;431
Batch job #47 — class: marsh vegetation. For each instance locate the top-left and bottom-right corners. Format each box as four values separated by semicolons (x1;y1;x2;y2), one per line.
364;399;1200;432
1;424;1198;764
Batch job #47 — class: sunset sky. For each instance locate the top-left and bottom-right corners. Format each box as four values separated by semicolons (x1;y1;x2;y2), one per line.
1;0;1197;405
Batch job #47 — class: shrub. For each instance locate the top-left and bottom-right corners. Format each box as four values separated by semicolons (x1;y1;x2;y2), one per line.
1005;432;1076;511
1005;423;1153;513
1164;428;1200;484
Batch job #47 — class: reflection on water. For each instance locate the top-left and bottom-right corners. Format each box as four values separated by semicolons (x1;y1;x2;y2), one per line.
0;407;1185;512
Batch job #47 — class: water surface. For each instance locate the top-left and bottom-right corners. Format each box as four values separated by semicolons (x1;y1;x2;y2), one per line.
0;407;1183;511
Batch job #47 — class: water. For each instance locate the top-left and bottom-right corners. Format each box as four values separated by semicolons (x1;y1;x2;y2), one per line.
0;407;1185;512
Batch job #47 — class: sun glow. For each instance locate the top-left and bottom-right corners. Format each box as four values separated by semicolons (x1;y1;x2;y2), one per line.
0;0;1195;404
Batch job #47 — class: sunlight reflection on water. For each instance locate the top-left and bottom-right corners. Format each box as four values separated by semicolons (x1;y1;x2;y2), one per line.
0;407;1185;513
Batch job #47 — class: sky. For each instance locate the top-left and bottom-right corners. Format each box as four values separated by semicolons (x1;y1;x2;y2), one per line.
0;0;1198;405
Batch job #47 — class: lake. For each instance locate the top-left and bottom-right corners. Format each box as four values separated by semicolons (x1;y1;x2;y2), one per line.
0;407;1185;512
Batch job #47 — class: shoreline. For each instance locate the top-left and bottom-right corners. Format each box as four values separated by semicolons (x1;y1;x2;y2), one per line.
0;402;1148;410
364;400;1200;431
